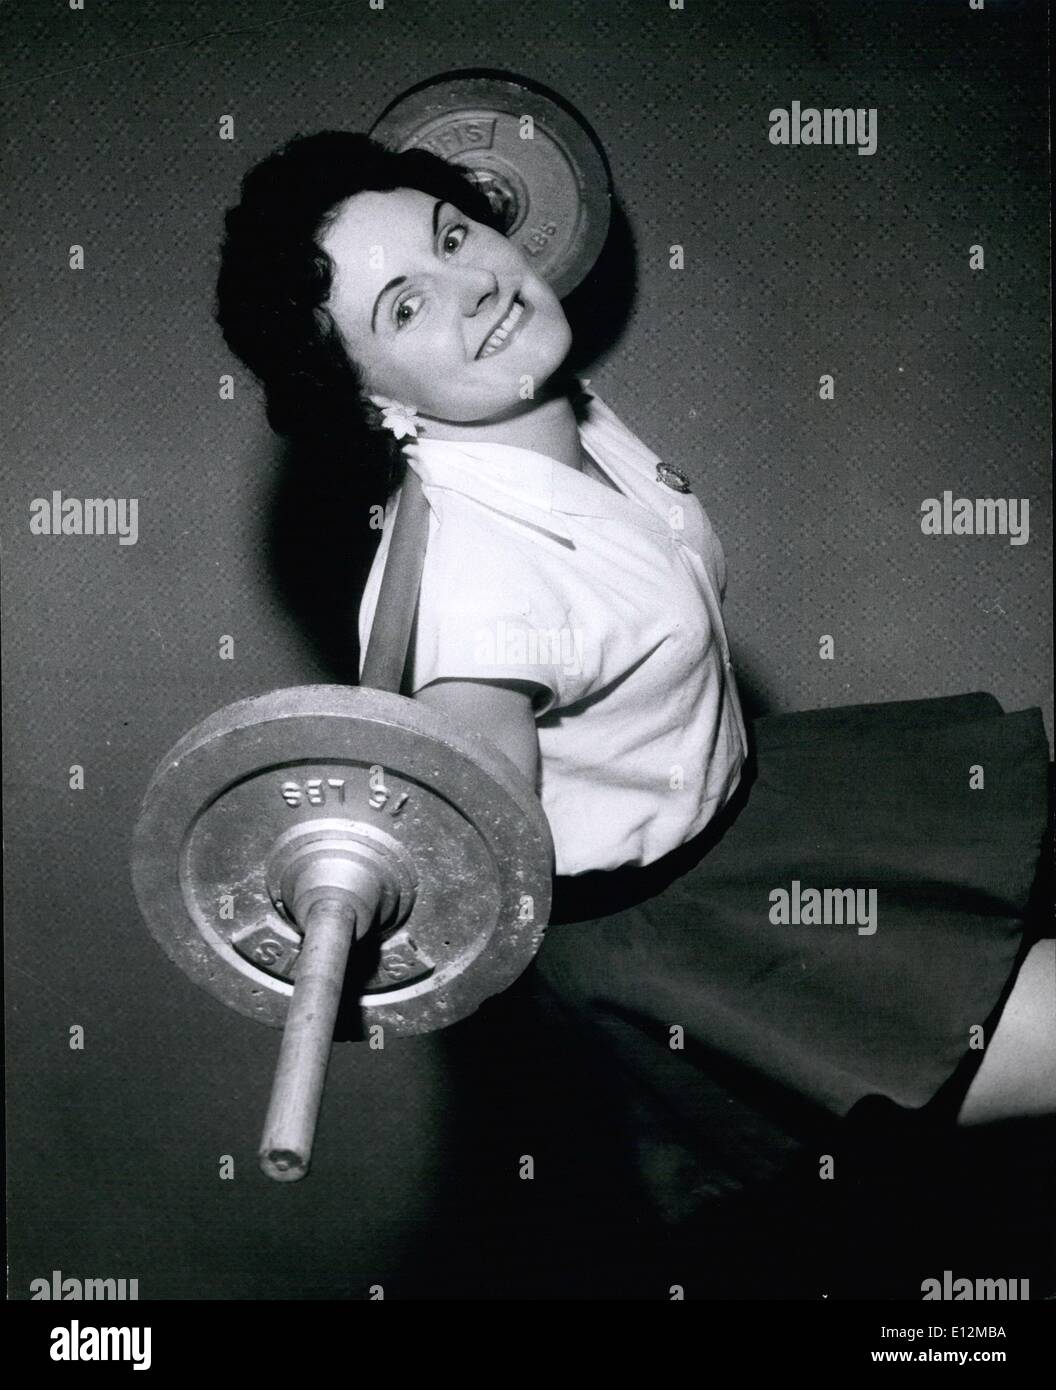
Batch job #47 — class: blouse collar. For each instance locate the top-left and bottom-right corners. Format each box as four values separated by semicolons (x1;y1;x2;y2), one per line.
401;385;689;546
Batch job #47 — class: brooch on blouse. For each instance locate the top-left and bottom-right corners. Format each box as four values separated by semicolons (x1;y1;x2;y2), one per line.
656;462;692;493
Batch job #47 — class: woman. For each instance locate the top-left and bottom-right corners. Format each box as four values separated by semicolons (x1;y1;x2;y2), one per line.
216;131;1053;1185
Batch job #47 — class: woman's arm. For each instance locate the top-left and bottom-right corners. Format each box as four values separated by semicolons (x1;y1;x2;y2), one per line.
414;679;541;789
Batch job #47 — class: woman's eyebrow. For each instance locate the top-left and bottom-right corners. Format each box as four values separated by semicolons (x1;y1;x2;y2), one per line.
371;277;405;332
370;200;447;332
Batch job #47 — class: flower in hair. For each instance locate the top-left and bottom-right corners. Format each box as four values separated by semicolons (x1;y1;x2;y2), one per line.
368;395;421;440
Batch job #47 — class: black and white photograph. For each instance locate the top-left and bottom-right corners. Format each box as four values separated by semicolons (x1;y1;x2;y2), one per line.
3;0;1053;1352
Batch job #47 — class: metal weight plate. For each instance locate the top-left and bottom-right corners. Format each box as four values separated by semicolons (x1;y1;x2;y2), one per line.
371;70;612;299
131;685;553;1036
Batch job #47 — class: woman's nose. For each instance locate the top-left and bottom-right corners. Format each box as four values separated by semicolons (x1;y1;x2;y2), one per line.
453;267;500;317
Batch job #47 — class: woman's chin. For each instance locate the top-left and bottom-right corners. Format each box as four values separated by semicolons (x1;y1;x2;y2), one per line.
419;372;567;425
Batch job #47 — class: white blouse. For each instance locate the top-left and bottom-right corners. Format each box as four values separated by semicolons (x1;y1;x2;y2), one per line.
358;387;748;876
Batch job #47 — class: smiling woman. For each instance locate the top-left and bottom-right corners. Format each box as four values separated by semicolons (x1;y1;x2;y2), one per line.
319;187;571;426
216;133;505;497
215;130;1054;1268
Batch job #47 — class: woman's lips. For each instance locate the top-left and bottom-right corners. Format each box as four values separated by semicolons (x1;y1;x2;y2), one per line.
476;294;533;359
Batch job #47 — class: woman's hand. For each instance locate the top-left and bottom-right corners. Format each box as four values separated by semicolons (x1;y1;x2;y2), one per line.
414;679;541;790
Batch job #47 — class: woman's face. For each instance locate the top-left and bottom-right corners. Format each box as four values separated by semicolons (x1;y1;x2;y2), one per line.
319;187;573;422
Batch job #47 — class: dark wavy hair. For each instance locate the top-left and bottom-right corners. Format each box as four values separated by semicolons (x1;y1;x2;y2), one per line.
215;131;502;497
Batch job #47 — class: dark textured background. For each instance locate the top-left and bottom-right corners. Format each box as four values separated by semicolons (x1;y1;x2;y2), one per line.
2;0;1051;1299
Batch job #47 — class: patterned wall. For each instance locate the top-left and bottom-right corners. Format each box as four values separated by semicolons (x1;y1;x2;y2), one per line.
3;0;1050;1299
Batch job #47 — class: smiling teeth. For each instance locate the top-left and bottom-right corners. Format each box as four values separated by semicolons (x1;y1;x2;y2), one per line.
479;299;524;358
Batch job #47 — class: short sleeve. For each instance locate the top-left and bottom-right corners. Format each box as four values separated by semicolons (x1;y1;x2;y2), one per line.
404;498;573;718
685;495;729;602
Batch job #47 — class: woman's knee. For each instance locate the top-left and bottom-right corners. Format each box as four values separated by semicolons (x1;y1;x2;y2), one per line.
957;938;1056;1126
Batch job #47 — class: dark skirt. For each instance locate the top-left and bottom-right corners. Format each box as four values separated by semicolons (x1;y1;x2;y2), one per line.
534;693;1050;1130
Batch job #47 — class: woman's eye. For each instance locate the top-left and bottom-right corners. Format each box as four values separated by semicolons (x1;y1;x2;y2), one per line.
442;223;469;254
394;294;423;328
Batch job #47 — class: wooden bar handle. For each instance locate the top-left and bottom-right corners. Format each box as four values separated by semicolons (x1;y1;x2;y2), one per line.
359;466;431;695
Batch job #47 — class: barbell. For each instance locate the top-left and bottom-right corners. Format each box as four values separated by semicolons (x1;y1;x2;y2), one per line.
132;473;554;1182
133;72;610;1182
